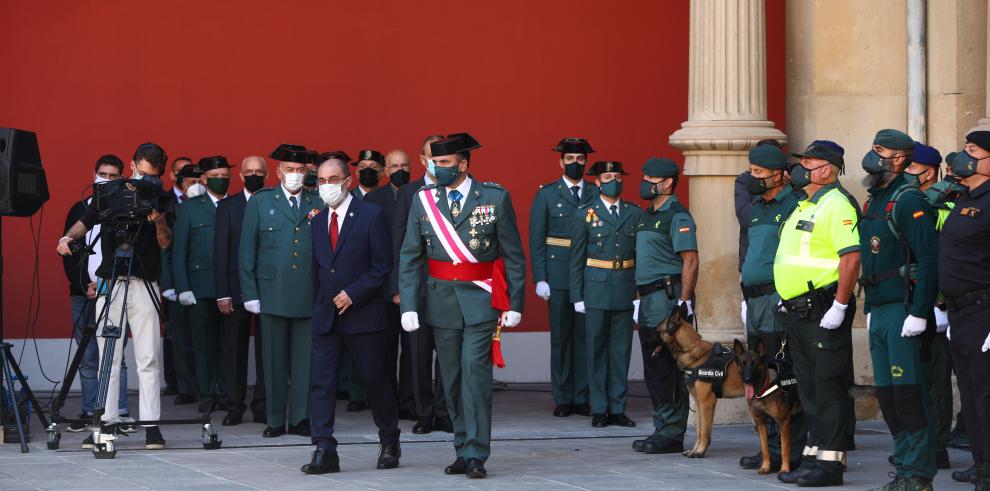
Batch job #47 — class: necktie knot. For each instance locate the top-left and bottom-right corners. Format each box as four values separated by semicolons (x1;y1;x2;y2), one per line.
609;204;618;218
570;185;580;201
449;190;463;202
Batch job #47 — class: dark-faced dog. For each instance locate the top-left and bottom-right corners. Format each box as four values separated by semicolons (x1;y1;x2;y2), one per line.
733;338;802;475
653;308;745;458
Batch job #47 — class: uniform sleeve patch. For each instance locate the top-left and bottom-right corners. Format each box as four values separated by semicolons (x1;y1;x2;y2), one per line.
842;219;853;226
912;210;924;219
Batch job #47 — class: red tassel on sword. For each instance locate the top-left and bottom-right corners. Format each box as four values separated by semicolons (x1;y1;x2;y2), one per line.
490;258;510;368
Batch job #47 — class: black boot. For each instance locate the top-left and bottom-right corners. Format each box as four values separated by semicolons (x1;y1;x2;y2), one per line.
952;464;977;484
779;456;815;484
796;461;842;487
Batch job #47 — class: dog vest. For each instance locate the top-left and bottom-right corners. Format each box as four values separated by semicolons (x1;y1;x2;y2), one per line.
685;343;735;398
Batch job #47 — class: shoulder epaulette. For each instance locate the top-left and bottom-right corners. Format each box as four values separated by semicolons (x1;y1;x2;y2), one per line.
482;182;504;190
418;183;437;192
539;181;557;190
253;187;274;195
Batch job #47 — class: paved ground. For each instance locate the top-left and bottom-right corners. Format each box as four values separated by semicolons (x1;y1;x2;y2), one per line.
0;383;974;490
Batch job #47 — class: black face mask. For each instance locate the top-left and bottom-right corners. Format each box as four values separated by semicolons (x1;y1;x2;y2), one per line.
359;167;379;188
744;172;782;195
243;174;266;193
563;162;585;180
303;170;317;188
389;169;410;187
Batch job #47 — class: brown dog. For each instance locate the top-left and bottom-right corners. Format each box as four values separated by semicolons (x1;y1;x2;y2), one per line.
733;338;802;475
654;308;745;458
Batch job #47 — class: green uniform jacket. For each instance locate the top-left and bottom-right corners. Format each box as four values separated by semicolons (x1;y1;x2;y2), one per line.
160;246;175;292
569;198;643;310
398;179;526;329
860;174;939;317
239;187;322;318
635;196;698;286
741;187;799;286
172;194;221;298
529;179;599;289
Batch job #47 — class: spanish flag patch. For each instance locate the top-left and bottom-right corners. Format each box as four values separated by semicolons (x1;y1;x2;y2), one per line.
912;210;924;219
842;219;853;226
678;227;690;233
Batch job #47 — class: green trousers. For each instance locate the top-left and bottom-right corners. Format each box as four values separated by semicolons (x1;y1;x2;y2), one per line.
638;290;689;440
260;314;311;427
584;307;633;414
550;288;588;406
434;321;495;462
167;301;195;395
869;303;936;479
745;292;807;461
928;331;953;452
189;301;224;397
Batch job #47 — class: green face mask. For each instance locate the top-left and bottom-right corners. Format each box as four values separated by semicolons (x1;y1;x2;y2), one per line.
600;179;622;198
207;177;230;196
303;170;318;188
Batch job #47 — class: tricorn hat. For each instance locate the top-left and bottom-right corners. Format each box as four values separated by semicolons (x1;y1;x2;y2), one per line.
553;137;595;155
429;133;482;157
270;144;311;164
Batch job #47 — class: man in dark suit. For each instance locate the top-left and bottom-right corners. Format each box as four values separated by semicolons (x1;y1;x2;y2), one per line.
213;155;269;425
302;156;401;474
365;149;416;421
389;135;452;434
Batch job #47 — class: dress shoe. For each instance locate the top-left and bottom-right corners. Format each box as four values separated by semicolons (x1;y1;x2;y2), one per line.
591;413;608;428
952;464;976;484
174;393;196;405
571;403;591;416
553;405;571;417
935;449;950;469
222;411;244;426
301;448;340;474
434;416;454;433
796;463;843;487
412;418;433;434
288;420;311;436
632;435;659;452
607;413;636;427
377;443;401;469
465;458;487;479
347;400;368;412
444;457;468;475
263;426;286;438
642;437;683;454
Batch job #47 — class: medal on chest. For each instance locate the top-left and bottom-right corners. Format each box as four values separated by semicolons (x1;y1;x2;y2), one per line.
586;208;602;227
870;235;880;254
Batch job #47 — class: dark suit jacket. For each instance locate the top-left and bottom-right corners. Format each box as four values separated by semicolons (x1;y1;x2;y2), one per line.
213;191;249;303
63;200;90;296
364;184;399;301
388;177;427;298
310;197;393;335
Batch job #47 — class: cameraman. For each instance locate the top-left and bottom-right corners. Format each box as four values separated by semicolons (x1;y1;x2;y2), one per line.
57;142;173;450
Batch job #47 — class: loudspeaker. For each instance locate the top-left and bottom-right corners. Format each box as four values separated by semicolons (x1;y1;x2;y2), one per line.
0;128;49;217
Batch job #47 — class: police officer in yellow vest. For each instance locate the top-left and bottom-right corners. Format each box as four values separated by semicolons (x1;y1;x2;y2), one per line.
530;137;598;418
569;160;641;428
773;140;861;487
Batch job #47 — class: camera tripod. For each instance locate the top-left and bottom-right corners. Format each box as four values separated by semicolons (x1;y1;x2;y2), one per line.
46;224;221;458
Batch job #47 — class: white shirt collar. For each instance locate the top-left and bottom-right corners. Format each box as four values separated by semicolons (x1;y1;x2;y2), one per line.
600;195;621;213
562;176;583;197
173;186;185;201
281;184;301;204
244;189;253;201
207;192;225;205
327;193;353;233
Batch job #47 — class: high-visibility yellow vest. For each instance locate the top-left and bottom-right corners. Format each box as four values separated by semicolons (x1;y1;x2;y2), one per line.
774;186;860;300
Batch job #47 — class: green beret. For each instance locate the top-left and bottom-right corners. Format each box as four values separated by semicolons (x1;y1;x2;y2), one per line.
642;157;679;178
748;145;787;170
873;129;914;150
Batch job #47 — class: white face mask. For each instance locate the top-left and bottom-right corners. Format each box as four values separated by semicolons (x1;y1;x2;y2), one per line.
319;183;347;208
283;172;305;192
185;183;206;198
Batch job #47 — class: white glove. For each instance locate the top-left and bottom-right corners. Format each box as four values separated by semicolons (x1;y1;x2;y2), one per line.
244;300;261;314
740;300;747;326
573;301;585;314
162;289;177;302
678;299;694;318
178;291;197;306
934;308;949;333
632;299;640;325
819;300;847;330
500;311;522;328
901;315;927;337
535;281;551;301
983;332;990;352
401;312;420;332
866;313;872;331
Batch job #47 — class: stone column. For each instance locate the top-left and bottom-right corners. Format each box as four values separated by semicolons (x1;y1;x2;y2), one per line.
669;0;785;342
975;10;990;132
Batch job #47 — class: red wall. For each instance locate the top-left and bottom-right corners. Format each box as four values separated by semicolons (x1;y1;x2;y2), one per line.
0;0;785;338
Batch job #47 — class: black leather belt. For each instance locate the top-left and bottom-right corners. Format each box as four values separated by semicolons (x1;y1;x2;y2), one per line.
944;287;990;312
857;267;901;288
637;275;682;298
781;282;838;319
741;282;776;300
